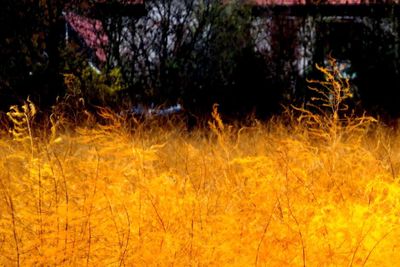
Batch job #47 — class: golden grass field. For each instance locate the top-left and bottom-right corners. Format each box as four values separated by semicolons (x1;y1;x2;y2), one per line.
1;64;400;266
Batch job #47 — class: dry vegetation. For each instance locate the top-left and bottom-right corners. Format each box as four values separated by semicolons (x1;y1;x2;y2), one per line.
1;61;400;266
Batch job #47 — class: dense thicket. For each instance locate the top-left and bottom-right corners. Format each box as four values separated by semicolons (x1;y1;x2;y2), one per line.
1;0;400;118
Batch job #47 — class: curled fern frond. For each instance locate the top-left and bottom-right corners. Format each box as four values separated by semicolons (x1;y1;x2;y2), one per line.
6;97;37;157
294;56;377;144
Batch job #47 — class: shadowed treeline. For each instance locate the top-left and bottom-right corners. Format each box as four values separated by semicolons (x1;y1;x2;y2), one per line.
1;0;400;120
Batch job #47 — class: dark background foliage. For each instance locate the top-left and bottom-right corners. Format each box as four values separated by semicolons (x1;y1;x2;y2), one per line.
1;0;400;120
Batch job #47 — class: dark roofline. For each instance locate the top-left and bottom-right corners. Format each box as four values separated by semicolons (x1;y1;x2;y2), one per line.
252;3;400;16
91;0;147;17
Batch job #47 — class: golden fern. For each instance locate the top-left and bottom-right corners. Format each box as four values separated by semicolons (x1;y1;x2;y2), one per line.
7;97;37;156
292;56;377;144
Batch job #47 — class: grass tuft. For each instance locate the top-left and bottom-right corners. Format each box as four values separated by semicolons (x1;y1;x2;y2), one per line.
0;63;400;266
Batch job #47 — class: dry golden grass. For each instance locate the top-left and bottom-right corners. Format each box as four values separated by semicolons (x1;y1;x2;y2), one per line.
1;62;400;266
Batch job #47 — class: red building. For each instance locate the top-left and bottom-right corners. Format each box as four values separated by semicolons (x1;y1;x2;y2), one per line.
64;0;145;66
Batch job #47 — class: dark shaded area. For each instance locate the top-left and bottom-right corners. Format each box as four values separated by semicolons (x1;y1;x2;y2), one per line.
311;13;400;118
1;1;400;121
0;0;74;109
